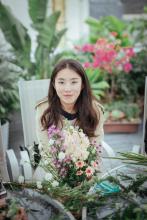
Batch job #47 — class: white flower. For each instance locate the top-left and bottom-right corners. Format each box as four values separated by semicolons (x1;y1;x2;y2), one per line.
58;152;65;160
72;157;76;162
43;160;48;165
69;126;74;131
18;175;24;184
44;173;53;181
48;139;55;145
64;128;90;161
37;181;42;189
51;180;59;187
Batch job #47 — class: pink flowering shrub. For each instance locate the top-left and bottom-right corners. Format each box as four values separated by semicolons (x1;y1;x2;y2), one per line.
42;120;101;187
77;38;135;74
75;37;135;101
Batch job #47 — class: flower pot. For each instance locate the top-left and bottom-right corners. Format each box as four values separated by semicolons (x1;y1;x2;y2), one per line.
104;121;141;133
1;121;9;150
0;121;10;182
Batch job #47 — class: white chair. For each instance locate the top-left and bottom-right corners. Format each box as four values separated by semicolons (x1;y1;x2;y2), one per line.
0;123;31;182
0;79;50;182
18;79;50;147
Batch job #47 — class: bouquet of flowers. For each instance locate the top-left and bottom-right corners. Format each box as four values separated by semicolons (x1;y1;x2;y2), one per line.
40;120;101;187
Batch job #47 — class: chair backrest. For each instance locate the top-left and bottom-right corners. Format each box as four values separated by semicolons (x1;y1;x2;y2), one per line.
142;77;147;154
18;79;50;147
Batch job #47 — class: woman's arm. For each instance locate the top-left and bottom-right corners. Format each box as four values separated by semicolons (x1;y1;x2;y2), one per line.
90;102;105;146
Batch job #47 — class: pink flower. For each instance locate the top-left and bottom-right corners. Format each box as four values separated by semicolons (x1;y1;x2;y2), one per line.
111;32;118;37
123;62;132;73
91;161;98;168
85;166;94;177
76;170;83;176
84;62;91;68
92;57;101;68
50;146;57;153
74;45;81;50
75;161;85;168
125;48;135;57
81;44;94;53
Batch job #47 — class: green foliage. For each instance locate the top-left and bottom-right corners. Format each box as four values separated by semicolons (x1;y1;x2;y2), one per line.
127;7;147;47
114;49;147;104
0;52;20;124
104;101;141;122
86;16;132;46
85;13;146;112
0;0;67;79
0;1;31;72
34;11;67;78
28;0;47;25
86;68;109;99
0;199;20;219
5;152;147;219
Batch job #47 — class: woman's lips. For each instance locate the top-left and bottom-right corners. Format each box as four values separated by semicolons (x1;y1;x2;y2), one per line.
63;95;73;98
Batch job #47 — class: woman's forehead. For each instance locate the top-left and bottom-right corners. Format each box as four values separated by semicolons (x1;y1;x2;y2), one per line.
55;68;81;79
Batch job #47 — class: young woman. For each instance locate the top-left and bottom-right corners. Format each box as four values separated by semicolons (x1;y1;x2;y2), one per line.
34;59;104;180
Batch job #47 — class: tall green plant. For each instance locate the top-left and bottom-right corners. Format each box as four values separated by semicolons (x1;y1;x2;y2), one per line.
0;1;31;72
0;52;20;124
28;0;67;78
0;0;67;79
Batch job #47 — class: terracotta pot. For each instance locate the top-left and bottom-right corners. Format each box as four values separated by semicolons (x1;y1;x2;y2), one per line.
104;121;141;133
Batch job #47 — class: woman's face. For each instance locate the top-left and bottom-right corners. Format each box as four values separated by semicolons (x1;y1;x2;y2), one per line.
54;68;83;108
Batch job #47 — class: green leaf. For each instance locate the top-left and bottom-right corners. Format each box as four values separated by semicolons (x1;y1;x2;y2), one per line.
0;2;30;50
91;81;109;89
52;28;67;49
0;2;31;70
28;0;48;25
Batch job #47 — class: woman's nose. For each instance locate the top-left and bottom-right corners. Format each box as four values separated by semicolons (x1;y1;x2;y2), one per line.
64;83;71;91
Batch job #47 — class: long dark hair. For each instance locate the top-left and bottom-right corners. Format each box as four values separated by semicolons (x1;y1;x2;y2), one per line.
41;59;99;137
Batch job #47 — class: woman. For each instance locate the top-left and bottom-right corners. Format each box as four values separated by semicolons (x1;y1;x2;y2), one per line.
34;59;104;180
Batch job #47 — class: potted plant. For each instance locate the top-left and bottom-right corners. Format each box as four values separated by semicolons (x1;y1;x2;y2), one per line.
0;51;20;149
104;101;141;133
73;31;144;133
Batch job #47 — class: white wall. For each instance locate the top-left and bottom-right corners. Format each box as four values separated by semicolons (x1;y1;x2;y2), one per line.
65;0;89;48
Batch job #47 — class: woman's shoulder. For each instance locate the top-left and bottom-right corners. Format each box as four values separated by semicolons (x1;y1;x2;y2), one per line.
35;97;48;111
92;100;104;114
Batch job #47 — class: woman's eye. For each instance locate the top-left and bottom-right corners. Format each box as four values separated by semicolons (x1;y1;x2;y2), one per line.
58;81;64;84
72;81;77;84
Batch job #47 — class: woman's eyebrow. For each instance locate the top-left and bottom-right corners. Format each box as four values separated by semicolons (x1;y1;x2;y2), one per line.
70;78;80;80
71;78;80;79
57;78;65;80
57;77;80;80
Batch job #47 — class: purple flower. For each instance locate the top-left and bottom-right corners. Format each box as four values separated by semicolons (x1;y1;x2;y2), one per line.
50;146;57;154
